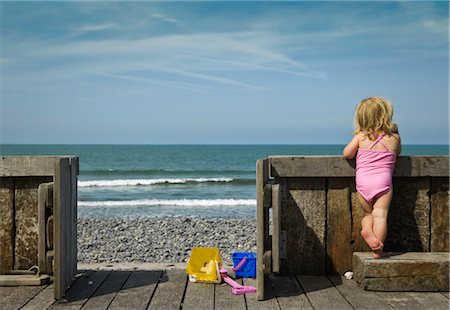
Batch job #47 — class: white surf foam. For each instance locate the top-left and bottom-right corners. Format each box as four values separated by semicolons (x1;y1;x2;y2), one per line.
78;198;256;208
78;178;233;188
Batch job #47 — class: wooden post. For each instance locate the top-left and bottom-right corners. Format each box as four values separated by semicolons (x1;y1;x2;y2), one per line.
256;159;268;301
272;184;281;274
0;178;14;274
431;177;449;252
54;158;77;300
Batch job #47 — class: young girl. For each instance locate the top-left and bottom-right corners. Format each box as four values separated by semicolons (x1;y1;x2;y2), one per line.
343;97;401;259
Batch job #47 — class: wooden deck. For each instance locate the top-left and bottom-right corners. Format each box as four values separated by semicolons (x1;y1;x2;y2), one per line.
1;267;449;310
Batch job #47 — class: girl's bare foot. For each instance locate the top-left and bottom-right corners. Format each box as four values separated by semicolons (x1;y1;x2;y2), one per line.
371;249;389;259
361;228;384;250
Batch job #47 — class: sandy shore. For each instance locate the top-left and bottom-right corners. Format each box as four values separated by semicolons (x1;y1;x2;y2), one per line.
78;217;257;264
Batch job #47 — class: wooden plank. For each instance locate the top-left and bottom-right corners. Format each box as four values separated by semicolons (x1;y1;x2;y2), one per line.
376;292;425;310
416;156;450;177
182;280;214;310
328;276;392;309
14;178;51;269
54;158;72;300
297;275;352;309
214;278;246;310
387;177;430;252
0;157;58;177
82;271;131;310
21;283;55;310
0;178;14;274
148;269;186;310
326;178;353;275
269;156;449;178
408;292;449;310
256;159;268;301
281;178;326;275
431;177;449;251
263;185;271;253
353;252;449;291
0;156;80;177
272;183;281;274
269;275;312;309
49;270;110;309
350;184;371;253
38;182;53;275
244;277;279;310
69;158;78;283
108;270;161;310
0;285;48;310
0;274;50;286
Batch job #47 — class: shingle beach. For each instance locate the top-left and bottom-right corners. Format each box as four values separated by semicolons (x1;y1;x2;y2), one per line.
77;217;257;264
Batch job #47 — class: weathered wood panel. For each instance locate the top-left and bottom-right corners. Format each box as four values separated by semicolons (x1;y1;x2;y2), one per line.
38;182;53;275
327;178;353;275
270;156;448;178
14;177;51;269
350;186;371;253
256;159;268;300
244;277;280;310
182;281;214;310
0;178;14;274
431;178;449;252
270;275;312;309
82;271;131;310
327;178;372;274
354;252;449;291
108;270;161;310
21;283;55;310
54;158;72;300
49;270;110;309
407;292;450;310
297;275;352;309
386;178;430;252
281;178;326;275
375;291;425;310
0;284;48;310
70;158;78;278
215;278;246;310
329;276;392;309
0;157;57;177
272;183;281;274
148;269;186;310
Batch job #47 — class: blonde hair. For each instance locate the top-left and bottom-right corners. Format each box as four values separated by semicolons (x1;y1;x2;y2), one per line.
354;97;398;140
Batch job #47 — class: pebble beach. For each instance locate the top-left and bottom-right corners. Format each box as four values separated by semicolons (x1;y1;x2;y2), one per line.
77;217;257;264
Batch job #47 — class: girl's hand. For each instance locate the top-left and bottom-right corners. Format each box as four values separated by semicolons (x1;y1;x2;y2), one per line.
343;134;360;159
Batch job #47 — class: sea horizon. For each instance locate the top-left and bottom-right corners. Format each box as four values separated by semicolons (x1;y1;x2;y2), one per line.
1;144;448;219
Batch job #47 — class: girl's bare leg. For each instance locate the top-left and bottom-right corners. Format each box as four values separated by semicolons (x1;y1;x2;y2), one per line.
357;192;384;251
371;190;393;258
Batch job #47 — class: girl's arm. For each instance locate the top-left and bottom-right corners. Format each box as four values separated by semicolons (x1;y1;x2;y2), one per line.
343;134;360;159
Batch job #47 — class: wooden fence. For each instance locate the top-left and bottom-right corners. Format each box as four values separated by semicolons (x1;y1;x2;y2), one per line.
256;156;449;300
0;156;79;299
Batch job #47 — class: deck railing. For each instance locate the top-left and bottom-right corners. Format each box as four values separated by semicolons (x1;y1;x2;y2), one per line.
0;156;79;299
256;155;449;300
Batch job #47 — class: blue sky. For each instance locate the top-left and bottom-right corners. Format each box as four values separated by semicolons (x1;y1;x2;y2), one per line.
1;1;448;144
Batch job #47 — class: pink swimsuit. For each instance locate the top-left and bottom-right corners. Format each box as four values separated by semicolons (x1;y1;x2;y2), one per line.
356;134;397;201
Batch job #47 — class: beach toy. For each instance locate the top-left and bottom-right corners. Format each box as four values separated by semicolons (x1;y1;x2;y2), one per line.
219;268;256;295
186;247;222;283
232;252;256;278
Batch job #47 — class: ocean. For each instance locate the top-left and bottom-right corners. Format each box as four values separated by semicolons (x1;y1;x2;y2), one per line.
1;144;448;219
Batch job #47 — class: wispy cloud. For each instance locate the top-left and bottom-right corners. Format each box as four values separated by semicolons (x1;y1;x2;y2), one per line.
3;29;328;92
91;71;213;93
71;23;118;33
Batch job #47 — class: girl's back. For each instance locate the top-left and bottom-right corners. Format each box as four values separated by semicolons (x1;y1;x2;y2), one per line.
359;132;401;154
